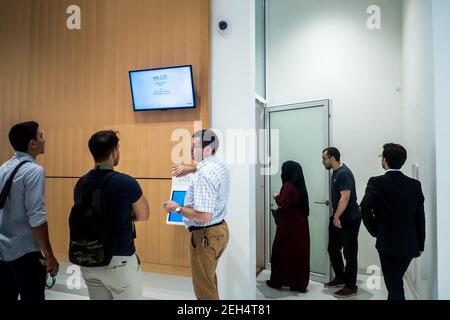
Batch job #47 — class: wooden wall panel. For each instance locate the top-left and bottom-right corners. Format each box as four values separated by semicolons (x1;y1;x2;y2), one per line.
1;0;208;176
1;0;210;127
39;122;197;178
0;0;209;275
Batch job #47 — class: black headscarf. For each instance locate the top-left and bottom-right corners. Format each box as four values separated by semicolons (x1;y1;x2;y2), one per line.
281;161;310;217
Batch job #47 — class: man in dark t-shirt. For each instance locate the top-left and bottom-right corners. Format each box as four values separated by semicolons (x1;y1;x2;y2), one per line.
74;170;142;257
322;147;361;298
331;165;361;221
74;130;149;300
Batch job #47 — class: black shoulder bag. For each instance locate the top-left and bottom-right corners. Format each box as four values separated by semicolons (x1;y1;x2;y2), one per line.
0;161;30;209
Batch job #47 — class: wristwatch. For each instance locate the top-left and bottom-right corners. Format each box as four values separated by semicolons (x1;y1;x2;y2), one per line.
175;206;183;214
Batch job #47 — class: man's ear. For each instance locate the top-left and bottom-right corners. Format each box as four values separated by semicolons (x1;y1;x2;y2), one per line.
204;145;213;155
28;140;36;151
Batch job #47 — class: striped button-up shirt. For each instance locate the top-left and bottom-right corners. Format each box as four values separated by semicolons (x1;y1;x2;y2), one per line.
0;152;47;262
183;155;230;228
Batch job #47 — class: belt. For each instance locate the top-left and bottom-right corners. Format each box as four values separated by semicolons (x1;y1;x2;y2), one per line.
189;220;225;232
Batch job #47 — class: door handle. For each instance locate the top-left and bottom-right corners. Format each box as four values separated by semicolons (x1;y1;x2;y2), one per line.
314;200;330;206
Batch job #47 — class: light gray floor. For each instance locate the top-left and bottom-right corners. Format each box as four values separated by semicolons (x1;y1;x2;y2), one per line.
256;270;414;300
46;262;195;300
46;262;413;300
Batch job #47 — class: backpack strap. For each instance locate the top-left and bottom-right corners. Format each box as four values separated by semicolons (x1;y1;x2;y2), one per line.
96;171;136;239
0;160;31;209
98;171;117;190
76;171;116;203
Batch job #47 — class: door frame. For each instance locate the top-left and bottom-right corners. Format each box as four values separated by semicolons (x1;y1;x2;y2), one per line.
264;99;332;283
255;96;268;270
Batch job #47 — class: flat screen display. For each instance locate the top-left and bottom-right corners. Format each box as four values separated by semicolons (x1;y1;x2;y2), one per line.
129;65;196;111
166;190;187;225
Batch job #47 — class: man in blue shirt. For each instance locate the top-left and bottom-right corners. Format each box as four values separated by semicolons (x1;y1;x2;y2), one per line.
165;130;230;300
322;147;361;298
74;130;149;300
0;121;59;301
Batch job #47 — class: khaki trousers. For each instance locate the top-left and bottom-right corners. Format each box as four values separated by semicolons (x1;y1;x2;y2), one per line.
190;222;229;300
81;253;142;300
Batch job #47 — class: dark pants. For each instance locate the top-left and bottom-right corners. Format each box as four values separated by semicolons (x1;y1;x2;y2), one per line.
328;217;361;289
379;251;412;300
0;252;47;301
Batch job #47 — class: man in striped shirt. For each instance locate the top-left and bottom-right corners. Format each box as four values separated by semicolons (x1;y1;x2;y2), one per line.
0;121;59;301
165;129;230;300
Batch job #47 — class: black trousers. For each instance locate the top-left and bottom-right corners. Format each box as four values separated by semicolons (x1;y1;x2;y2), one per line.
0;252;47;301
328;217;361;289
379;251;412;300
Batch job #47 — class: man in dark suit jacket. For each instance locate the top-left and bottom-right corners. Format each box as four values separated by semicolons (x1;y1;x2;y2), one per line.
360;143;425;300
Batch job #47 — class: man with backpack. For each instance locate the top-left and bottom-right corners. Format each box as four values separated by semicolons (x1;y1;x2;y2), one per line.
0;121;59;301
71;130;149;300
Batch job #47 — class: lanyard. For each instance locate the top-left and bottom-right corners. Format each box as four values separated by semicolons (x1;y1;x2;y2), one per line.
95;165;113;170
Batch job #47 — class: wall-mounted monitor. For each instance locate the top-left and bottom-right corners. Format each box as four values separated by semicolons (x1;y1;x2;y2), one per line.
129;65;196;111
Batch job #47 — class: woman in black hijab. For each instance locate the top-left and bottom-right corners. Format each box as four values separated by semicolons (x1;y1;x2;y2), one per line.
266;161;310;293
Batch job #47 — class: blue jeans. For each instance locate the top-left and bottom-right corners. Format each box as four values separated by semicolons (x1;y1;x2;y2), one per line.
0;252;47;301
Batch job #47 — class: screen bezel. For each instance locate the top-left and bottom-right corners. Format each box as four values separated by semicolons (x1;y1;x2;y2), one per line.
129;65;196;112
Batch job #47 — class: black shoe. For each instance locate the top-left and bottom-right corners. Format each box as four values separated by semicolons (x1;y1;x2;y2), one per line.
333;286;358;298
324;278;345;288
290;287;307;293
266;280;282;290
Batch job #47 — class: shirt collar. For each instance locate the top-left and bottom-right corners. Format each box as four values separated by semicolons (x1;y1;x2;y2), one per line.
197;155;216;170
385;169;402;173
14;151;36;163
333;163;346;172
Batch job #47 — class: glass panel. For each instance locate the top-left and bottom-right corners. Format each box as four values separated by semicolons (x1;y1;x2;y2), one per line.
269;105;329;276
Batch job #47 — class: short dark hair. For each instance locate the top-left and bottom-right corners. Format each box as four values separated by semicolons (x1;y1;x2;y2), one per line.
8;121;39;152
323;147;341;162
192;130;219;154
88;130;120;162
382;143;407;169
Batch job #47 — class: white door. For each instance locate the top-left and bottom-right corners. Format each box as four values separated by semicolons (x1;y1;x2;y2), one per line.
266;100;331;283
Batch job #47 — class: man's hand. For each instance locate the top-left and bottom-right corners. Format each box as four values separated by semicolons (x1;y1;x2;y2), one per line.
170;165;196;178
164;200;180;213
333;216;342;229
41;255;59;275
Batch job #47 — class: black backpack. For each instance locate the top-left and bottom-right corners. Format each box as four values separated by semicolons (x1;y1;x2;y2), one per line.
68;172;117;267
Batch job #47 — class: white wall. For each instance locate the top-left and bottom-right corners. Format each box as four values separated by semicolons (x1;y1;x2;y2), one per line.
256;0;266;98
267;0;403;270
210;0;256;299
402;0;437;300
432;0;450;300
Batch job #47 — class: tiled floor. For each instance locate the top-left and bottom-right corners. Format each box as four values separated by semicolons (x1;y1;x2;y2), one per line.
46;262;413;300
